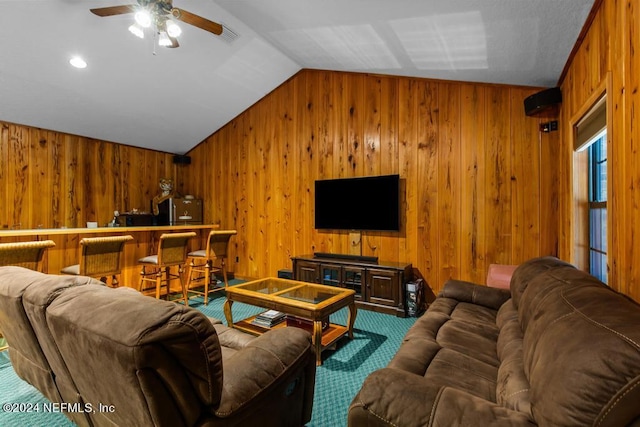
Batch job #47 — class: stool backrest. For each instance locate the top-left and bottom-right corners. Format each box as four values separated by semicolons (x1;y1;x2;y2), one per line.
158;232;196;266
206;230;237;259
79;235;134;277
0;240;56;271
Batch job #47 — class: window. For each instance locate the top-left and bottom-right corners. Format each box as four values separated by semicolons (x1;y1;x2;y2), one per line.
587;132;607;283
574;93;607;283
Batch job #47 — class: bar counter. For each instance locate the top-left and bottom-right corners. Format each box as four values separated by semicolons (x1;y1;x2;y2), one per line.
0;224;216;237
0;224;220;290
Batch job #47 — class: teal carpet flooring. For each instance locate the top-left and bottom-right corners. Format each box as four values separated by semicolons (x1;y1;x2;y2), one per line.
0;282;415;426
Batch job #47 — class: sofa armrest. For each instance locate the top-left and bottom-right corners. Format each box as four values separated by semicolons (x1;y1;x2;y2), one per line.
349;368;534;427
214;327;315;417
439;279;511;310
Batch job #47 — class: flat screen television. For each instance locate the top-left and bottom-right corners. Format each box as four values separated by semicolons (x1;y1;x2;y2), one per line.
314;174;400;231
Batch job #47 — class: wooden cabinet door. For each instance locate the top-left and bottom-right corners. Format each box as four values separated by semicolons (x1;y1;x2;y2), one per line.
342;266;364;300
366;268;399;307
294;260;320;283
319;263;341;287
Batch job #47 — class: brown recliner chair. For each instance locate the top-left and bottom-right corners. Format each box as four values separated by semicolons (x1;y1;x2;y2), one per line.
0;266;316;427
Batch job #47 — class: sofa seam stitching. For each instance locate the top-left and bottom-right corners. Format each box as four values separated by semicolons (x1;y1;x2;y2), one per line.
503;388;529;399
165;317;216;402
359;401;398;427
561;291;640;350
596;379;640;426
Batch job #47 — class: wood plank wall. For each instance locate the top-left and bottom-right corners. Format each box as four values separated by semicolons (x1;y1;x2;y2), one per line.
184;69;559;293
557;0;640;301
0;121;177;229
0;121;191;285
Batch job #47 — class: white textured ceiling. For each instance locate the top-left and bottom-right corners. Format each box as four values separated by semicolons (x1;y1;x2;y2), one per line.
0;0;594;154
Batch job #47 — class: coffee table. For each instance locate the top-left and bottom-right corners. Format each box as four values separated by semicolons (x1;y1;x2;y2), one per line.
223;277;357;365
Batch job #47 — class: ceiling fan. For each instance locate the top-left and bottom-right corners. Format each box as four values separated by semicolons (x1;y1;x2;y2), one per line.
90;0;223;48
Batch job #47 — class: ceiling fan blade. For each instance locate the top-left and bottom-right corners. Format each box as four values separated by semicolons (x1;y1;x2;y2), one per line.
171;8;223;35
90;5;136;17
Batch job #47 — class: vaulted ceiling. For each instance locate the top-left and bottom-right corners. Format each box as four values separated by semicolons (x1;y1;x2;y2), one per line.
0;0;594;154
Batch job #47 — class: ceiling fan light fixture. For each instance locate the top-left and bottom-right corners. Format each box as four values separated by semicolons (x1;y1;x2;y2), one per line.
158;32;172;47
128;23;145;39
166;21;182;38
69;56;87;69
134;10;152;28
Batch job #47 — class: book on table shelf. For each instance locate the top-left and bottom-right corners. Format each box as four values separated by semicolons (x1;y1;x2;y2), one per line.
252;310;286;328
285;315;329;333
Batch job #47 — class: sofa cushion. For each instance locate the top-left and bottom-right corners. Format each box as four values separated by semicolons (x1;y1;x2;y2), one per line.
434;317;500;367
389;284;503;393
509;256;575;310
425;348;498;401
440;279;511;310
213;323;256;361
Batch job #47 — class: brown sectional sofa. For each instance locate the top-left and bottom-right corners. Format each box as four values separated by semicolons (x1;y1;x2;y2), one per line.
349;256;640;426
0;266;316;427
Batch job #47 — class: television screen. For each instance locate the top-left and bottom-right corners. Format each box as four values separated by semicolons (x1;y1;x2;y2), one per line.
314;174;400;231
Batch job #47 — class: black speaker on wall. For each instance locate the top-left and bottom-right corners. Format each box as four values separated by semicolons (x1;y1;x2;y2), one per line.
173;155;191;165
524;87;562;117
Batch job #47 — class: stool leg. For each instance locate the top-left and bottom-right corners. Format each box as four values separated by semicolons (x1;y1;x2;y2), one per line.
139;266;146;292
221;257;229;287
186;257;195;301
166;266;174;300
179;264;189;306
155;268;163;300
203;260;211;305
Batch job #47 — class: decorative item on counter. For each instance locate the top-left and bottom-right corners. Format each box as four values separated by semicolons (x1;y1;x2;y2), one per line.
108;211;120;227
151;178;181;216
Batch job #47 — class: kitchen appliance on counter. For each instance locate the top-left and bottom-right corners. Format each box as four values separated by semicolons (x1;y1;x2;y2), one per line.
117;214;155;227
154;197;203;225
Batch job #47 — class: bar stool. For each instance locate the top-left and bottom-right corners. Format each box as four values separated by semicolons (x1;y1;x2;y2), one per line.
0;240;56;352
61;235;134;287
186;230;237;305
138;232;196;305
0;240;56;272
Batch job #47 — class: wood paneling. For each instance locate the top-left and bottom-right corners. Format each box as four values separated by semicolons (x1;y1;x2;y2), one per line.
557;0;640;301
0;121;179;286
1;70;563;295
184;70;556;293
460;84;487;284
0;121;176;229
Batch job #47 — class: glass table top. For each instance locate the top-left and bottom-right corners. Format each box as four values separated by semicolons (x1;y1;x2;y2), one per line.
232;277;349;305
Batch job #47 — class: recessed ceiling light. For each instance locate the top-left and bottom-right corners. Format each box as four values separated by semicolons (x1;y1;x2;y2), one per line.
69;56;87;69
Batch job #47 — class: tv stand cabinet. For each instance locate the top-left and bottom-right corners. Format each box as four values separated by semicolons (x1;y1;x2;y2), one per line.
291;254;412;317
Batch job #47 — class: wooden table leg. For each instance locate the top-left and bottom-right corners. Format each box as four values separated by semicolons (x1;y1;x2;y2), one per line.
223;299;234;326
313;319;323;366
347;302;357;339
